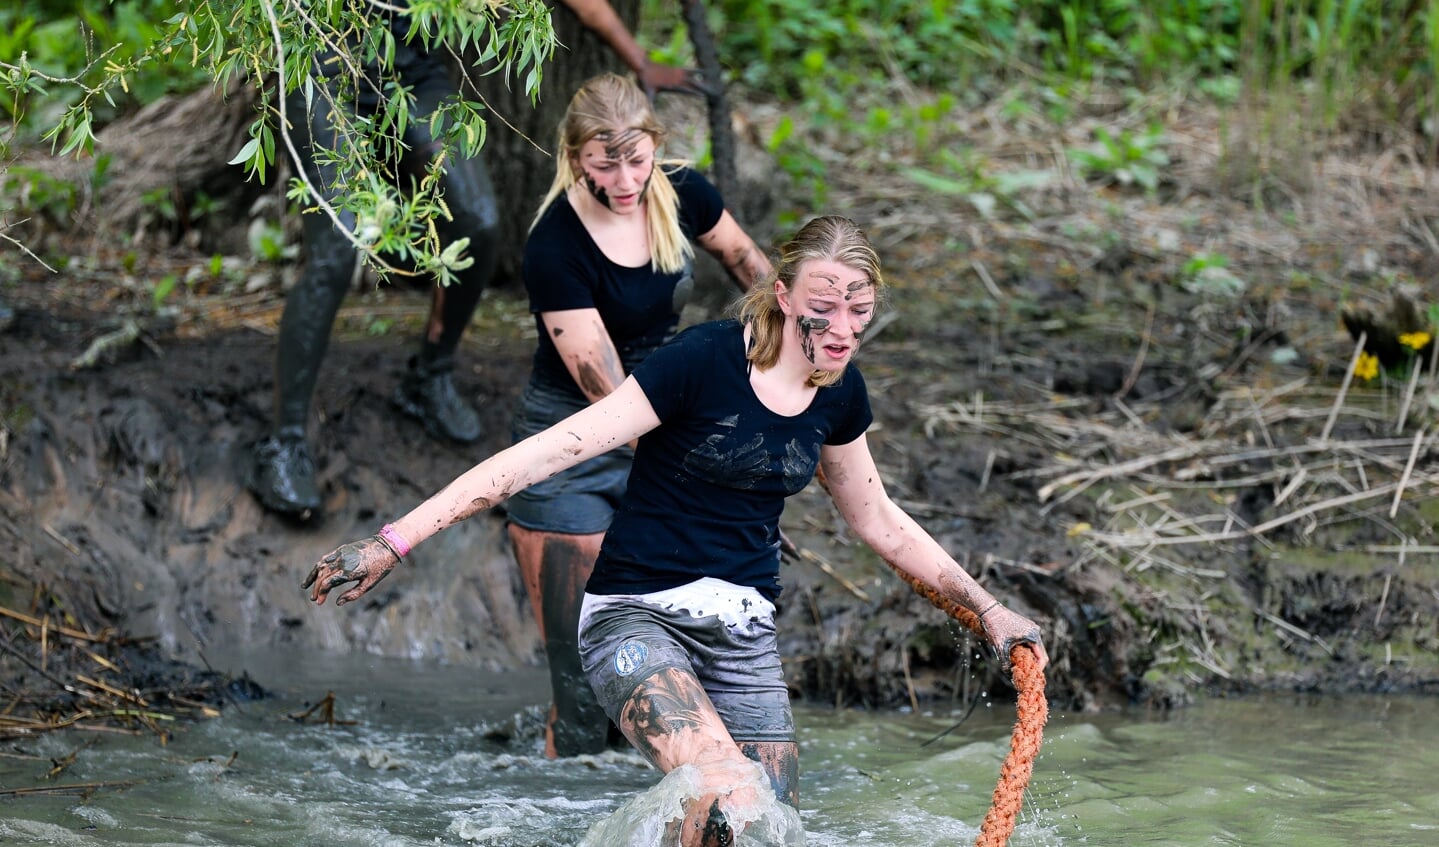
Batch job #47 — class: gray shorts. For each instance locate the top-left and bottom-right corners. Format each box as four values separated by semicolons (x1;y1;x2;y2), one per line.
505;376;633;534
577;580;794;744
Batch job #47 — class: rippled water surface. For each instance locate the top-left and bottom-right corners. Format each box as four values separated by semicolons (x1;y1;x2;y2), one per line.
2;648;1435;846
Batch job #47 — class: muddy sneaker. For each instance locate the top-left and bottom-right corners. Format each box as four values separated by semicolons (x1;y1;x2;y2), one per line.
392;357;482;444
246;433;322;519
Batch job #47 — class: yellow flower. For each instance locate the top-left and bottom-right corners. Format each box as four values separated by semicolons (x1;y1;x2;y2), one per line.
1398;330;1432;351
1353;351;1380;381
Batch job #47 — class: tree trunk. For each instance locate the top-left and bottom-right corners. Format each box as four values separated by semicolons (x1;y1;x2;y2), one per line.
459;0;642;285
96;80;262;243
15;79;264;257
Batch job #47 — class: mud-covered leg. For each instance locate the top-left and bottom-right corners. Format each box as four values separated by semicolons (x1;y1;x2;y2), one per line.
391;84;499;444
664;740;797;846
508;525;610;757
668;797;736;847
245;87;357;518
738;740;799;808
617;667;762;847
273;207;356;436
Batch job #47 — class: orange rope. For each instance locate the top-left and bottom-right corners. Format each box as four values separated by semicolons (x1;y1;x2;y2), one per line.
892;571;1048;846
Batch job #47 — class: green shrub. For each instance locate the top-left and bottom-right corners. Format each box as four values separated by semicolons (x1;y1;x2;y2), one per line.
2;1;211;142
1068;124;1170;192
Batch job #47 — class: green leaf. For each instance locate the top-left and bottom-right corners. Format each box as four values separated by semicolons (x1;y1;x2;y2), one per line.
228;136;260;166
900;166;971;195
768;116;794;152
152;274;177;310
992;170;1055;194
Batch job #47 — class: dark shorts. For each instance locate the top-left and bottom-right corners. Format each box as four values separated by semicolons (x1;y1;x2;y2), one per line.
577;580;795;744
505;376;633;534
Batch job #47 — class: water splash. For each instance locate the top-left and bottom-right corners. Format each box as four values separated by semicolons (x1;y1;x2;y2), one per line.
578;760;805;846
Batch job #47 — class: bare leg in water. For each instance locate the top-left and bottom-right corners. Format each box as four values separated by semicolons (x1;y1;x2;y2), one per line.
617;666;799;847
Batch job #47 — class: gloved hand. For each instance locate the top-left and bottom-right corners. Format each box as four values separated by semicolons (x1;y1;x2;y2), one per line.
637;59;712;99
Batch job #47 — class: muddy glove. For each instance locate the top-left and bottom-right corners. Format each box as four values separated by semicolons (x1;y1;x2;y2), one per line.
303;536;401;607
637;59;712;99
978;603;1048;676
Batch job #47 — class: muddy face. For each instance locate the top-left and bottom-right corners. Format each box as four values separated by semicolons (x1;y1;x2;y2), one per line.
796;316;830;364
573;129;656;214
580;173;612;209
784;260;876;371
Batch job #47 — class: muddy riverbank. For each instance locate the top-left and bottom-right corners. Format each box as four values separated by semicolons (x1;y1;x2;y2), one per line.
5;87;1439;721
3;235;1436;720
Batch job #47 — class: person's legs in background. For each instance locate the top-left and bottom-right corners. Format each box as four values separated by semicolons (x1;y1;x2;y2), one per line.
508;525;612;757
390;68;499;441
247;46;498;517
505;389;631;756
246;84;361;519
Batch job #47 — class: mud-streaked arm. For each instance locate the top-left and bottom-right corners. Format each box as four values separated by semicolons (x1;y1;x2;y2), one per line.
542;307;627;405
305;378;659;606
819;433;1048;672
695;210;772;293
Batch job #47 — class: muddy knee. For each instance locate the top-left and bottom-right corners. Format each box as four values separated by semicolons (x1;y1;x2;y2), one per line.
671;797;734;847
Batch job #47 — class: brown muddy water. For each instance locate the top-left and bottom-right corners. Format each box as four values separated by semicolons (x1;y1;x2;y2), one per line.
1;648;1434;846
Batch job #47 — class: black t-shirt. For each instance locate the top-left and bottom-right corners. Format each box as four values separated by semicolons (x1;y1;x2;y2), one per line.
589;320;874;601
521;167;725;390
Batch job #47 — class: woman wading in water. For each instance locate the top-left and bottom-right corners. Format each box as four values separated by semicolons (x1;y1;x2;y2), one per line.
305;215;1048;845
509;72;770;758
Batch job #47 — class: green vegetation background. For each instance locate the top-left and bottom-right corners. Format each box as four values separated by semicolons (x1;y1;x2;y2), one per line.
5;1;1437;228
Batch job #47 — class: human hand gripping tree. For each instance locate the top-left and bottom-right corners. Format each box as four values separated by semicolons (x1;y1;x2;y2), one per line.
1;0;558;284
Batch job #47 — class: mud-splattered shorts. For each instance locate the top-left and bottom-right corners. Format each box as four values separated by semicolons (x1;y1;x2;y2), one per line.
577;578;795;744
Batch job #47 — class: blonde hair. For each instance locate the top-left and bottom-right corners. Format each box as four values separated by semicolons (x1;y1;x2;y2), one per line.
529;73;691;274
736;215;885;388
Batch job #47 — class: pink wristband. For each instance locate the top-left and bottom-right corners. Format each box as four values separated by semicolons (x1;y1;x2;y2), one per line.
378;523;412;559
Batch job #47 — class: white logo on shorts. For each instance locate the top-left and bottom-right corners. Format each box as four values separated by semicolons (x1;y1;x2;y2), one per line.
613;640;648;677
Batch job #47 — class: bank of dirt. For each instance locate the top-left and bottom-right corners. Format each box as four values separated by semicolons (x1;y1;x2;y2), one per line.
4;95;1439;732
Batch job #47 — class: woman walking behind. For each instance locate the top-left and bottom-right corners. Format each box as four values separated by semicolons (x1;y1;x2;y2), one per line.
305;215;1047;845
510;73;772;758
